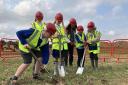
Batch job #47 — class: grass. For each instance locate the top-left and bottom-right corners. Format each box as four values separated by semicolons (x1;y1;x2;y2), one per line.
1;57;128;85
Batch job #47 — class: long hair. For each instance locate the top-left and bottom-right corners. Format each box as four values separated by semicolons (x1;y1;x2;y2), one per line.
66;24;77;34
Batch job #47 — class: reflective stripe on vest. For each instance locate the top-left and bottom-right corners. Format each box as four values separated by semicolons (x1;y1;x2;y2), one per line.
19;22;47;53
32;22;46;31
19;29;48;53
52;24;68;50
86;30;100;54
88;42;100;54
27;30;39;48
26;30;40;48
32;22;48;47
75;33;85;48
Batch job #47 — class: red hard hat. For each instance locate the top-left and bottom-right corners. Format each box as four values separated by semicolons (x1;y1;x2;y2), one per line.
69;18;77;25
46;23;56;35
55;12;63;22
77;25;84;32
87;21;95;29
35;11;43;21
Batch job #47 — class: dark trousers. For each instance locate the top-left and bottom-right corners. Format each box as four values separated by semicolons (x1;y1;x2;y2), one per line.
89;52;98;68
64;43;74;66
53;49;68;66
77;48;85;67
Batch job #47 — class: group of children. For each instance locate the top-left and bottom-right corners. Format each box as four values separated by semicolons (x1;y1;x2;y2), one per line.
66;18;101;70
9;11;101;84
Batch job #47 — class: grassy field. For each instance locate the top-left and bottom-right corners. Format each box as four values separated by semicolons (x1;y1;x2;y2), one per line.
1;57;128;85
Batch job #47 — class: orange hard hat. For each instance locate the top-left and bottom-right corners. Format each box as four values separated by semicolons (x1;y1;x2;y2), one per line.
87;21;95;29
46;23;56;35
77;25;84;32
69;18;77;25
35;11;43;21
55;12;63;22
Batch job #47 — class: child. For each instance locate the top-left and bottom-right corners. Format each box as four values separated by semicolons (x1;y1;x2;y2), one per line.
52;12;68;77
75;25;86;67
9;21;56;84
86;21;101;70
65;18;77;66
31;11;49;75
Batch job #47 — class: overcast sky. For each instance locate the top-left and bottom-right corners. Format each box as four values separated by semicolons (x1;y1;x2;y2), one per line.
0;0;128;40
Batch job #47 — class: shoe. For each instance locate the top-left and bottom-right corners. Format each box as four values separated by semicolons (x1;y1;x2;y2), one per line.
7;76;18;85
33;74;42;80
58;66;65;77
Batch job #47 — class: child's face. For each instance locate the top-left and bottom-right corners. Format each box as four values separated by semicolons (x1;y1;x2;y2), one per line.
71;24;75;27
88;27;95;32
56;20;62;24
43;31;52;38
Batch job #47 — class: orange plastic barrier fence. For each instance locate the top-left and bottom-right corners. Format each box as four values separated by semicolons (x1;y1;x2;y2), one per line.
112;39;128;63
1;37;128;63
99;40;113;63
0;38;20;62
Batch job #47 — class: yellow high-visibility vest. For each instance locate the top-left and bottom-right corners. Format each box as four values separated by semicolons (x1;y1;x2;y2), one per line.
75;33;85;48
52;24;68;50
19;22;47;53
86;30;101;54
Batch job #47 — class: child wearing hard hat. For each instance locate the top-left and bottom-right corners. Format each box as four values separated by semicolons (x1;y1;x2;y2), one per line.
31;11;48;76
86;21;101;70
75;25;87;68
9;11;56;84
65;18;77;66
52;12;69;77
